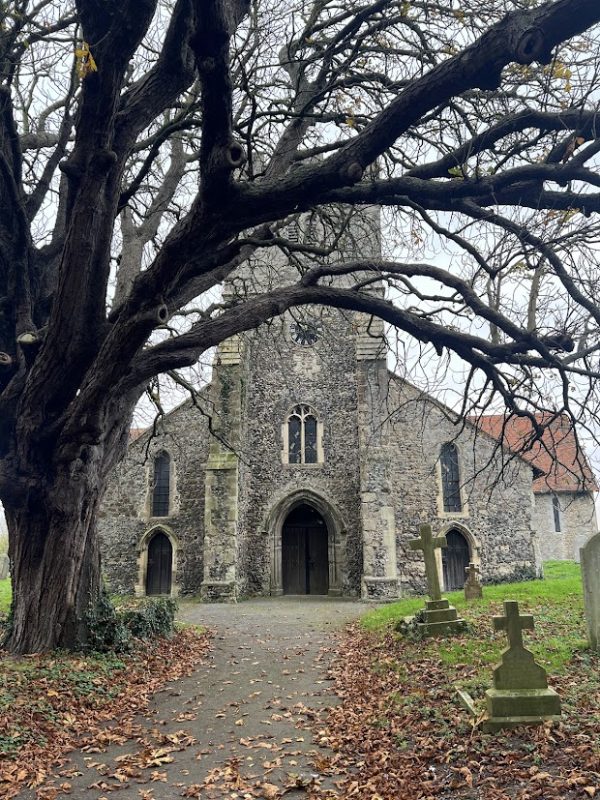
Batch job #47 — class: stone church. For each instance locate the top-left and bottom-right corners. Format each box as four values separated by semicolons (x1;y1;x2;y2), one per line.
99;209;598;601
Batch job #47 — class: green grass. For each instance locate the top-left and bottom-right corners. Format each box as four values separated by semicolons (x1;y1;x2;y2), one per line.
541;560;581;580
0;579;10;614
361;560;583;630
360;561;588;677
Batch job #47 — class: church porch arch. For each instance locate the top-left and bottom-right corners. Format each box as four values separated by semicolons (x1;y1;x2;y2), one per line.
438;523;480;592
135;525;180;597
264;490;346;597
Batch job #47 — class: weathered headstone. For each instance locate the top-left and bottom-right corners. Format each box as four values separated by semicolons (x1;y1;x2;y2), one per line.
0;554;8;581
406;524;467;636
483;600;561;731
581;532;600;651
464;562;483;600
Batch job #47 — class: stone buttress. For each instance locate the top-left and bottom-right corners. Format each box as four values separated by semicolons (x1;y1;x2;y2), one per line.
355;303;399;600
201;336;243;601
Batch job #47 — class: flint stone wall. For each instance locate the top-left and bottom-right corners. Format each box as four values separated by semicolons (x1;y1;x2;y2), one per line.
99;400;210;595
385;378;539;595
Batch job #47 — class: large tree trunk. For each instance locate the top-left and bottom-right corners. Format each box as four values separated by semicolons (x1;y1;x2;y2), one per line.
6;514;102;653
3;434;122;653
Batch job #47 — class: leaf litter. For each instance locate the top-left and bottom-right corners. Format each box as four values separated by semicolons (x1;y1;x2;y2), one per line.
0;627;211;799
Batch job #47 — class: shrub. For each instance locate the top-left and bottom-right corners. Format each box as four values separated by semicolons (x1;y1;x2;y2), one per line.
118;597;177;640
85;593;177;652
85;592;132;652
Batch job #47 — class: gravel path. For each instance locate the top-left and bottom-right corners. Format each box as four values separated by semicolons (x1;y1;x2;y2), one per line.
22;598;364;799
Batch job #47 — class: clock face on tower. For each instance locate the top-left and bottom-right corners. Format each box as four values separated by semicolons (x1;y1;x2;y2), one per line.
289;318;321;346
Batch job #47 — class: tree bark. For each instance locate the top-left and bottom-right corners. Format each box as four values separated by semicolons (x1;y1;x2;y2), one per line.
3;438;119;653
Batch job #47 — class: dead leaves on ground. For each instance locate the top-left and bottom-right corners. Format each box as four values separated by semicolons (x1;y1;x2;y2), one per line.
308;624;600;799
0;628;211;798
180;755;322;799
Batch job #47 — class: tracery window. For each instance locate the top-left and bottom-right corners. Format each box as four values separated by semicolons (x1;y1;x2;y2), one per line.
284;221;301;242
287;405;320;464
552;494;562;532
440;442;462;513
152;451;171;517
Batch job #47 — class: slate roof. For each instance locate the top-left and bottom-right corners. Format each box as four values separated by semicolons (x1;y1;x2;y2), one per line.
474;413;598;494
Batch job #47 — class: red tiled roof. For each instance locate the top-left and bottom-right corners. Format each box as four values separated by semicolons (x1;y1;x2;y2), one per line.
129;428;146;441
473;413;598;493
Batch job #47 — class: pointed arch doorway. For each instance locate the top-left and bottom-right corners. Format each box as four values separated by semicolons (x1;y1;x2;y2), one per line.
146;530;173;595
442;529;471;591
282;504;329;595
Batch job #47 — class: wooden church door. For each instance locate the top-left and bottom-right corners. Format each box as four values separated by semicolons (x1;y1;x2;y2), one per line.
442;529;470;591
146;531;173;595
282;505;329;595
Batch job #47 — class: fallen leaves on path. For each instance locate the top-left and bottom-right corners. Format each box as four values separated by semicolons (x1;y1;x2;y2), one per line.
0;628;211;799
307;624;600;799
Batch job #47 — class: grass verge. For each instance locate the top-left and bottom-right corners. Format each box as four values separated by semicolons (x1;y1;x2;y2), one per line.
360;560;586;675
316;561;599;799
0;579;10;615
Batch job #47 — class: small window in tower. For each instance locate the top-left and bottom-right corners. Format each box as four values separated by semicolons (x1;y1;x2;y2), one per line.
286;405;322;465
152;451;171;517
440;442;462;513
552;494;562;532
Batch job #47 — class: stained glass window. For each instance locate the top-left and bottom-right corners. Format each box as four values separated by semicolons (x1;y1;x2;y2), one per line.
440;443;462;513
152;451;171;517
305;415;317;463
289;415;302;464
287;405;321;464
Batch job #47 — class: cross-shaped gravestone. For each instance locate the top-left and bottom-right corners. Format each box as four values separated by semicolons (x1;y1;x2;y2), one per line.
491;600;547;690
483;599;561;729
493;600;534;649
465;562;479;583
409;524;447;601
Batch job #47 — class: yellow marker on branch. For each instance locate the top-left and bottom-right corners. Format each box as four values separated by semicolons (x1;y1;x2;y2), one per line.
75;41;97;79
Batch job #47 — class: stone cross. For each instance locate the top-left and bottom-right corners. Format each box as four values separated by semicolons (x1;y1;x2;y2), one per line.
409;524;447;601
464;561;483;600
493;600;534;650
490;599;550;693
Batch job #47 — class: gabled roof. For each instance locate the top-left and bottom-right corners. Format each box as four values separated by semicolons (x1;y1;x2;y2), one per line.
473;413;598;494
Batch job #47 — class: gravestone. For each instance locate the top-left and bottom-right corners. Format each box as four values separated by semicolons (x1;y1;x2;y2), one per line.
464;562;483;600
581;532;600;651
406;524;467;636
0;554;8;581
483;600;561;731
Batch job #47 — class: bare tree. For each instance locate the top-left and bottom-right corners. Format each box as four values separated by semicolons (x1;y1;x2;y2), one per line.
1;0;600;653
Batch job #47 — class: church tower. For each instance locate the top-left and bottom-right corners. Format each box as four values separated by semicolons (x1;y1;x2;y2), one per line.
200;206;400;600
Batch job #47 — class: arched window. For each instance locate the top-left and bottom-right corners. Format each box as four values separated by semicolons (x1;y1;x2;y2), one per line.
284;220;301;242
287;405;320;464
152;451;171;517
440;443;462;512
552;494;562;532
